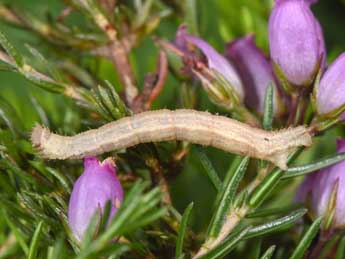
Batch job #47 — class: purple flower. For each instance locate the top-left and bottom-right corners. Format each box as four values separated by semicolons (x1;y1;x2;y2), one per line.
276;0;318;5
68;156;123;242
317;53;345;120
296;139;345;229
225;35;280;113
175;25;244;100
269;0;325;86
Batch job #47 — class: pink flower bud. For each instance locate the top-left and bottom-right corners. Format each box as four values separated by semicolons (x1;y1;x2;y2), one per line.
269;0;325;86
175;25;244;100
316;53;345;120
68;156;123;242
225;35;280;113
296;139;345;230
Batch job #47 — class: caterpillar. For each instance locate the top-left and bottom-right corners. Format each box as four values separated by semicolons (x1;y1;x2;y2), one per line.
31;109;312;169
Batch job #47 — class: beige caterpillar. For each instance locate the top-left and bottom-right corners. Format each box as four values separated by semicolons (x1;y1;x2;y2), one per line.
31;109;312;169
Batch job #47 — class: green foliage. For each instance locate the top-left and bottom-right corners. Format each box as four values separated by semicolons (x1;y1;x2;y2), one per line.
259;245;276;259
289;217;323;259
207;157;249;237
175;202;193;258
196;146;222;192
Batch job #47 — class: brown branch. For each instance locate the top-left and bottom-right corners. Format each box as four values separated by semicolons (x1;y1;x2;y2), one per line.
98;0;117;14
57;7;73;22
132;50;169;112
145;51;169;109
91;8;138;106
146;156;172;205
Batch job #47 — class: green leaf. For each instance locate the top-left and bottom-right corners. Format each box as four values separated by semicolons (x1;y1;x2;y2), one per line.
196;146;222;192
28;221;44;259
45;167;71;193
246;204;304;218
25;44;62;82
249;169;284;208
249;148;303;208
22;71;65;94
175;202;194;258
185;0;199;35
282;152;345;179
2;209;29;255
259;245;276;259
91;81;130;121
30;95;50;127
29;160;71;192
97;200;112;235
273;62;293;94
104;81;131;117
47;237;65;259
208;157;249;237
244;209;307;239
233;189;249;209
120;207;167;234
96;85;119;120
199;227;251;259
335;235;345;259
0;30;23;67
0;96;24;137
262;83;274;130
0;159;37;185
80;212;103;250
249;238;262;259
289;217;322;259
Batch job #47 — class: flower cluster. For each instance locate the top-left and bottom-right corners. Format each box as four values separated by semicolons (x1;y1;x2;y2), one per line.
172;0;345;121
170;0;345;237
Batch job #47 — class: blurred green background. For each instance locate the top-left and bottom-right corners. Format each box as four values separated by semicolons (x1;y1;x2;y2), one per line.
1;0;345;237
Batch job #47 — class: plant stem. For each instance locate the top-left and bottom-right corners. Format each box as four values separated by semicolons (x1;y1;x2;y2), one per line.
193;206;248;258
91;7;138;106
287;93;300;126
193;166;269;258
247;166;271;193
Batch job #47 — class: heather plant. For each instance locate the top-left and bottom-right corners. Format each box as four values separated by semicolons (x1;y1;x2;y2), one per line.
1;0;345;259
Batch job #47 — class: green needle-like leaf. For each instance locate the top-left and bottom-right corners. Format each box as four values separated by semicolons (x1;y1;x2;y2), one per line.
199;227;251;259
25;44;62;82
249;169;283;208
335;235;345;259
289;217;322;259
244;209;307;239
208;157;249;237
22;72;65;94
28;221;44;259
185;0;199;35
3;210;29;256
249;238;262;259
0;30;23;67
262;83;274;131
176;202;194;258
196;146;222;192
0;96;24;137
246;204;304;218
283;152;345;179
259;245;276;259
